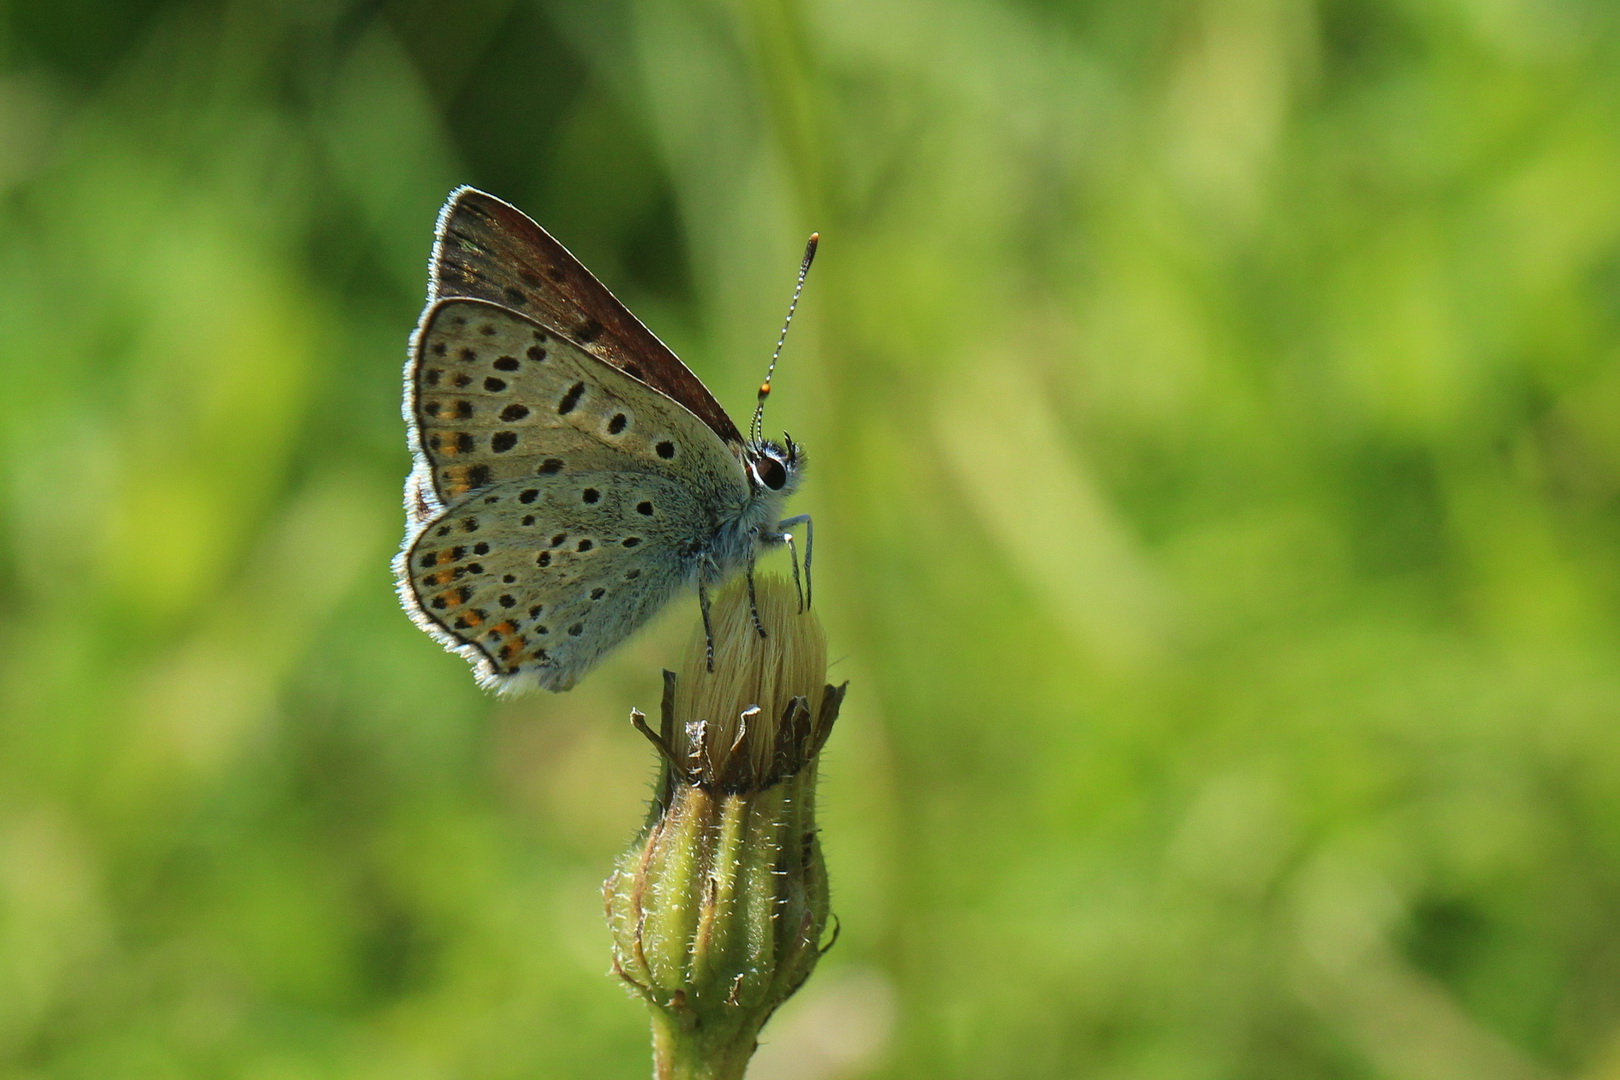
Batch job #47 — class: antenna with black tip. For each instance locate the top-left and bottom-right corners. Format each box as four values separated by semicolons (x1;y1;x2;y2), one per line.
751;233;819;447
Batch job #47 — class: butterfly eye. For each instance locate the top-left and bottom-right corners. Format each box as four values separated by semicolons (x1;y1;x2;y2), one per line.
755;456;788;491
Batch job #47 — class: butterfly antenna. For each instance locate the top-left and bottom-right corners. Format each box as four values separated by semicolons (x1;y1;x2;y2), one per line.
751;232;819;446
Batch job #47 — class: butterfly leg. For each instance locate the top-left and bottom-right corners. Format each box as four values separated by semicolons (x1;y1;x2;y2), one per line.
777;514;813;612
745;552;768;640
759;524;804;611
698;578;716;672
781;532;805;612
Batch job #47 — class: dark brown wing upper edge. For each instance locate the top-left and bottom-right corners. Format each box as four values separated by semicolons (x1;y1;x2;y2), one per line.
427;187;744;448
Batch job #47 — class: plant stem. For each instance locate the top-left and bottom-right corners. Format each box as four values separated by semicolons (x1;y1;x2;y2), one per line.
650;1009;764;1080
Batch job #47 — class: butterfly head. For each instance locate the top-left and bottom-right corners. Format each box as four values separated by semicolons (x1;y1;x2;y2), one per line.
746;435;803;498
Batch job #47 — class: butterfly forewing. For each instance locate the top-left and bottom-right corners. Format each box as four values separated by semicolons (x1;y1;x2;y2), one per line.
429;188;744;448
401;298;751;691
410;299;737;506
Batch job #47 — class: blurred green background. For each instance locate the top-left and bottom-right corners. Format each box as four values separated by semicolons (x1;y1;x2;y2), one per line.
3;0;1620;1077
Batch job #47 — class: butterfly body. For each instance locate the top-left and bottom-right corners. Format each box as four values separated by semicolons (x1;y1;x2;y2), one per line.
395;190;806;692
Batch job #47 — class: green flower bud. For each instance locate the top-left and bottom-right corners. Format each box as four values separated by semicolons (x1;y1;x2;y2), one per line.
605;576;846;1079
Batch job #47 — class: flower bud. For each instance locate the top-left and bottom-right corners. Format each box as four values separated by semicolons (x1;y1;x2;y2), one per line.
605;576;846;1078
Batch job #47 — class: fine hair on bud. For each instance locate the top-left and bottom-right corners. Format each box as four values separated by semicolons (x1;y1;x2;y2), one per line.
666;576;837;793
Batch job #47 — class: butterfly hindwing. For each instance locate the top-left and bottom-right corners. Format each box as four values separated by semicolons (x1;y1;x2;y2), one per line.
401;471;711;691
428;188;744;448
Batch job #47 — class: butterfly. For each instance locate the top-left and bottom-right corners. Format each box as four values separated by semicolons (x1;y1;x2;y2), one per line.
394;187;815;693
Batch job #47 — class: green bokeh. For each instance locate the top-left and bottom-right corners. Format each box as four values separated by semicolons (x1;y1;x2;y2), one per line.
3;1;1620;1077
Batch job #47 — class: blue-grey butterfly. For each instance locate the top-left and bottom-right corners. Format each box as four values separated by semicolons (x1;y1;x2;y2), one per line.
394;187;815;692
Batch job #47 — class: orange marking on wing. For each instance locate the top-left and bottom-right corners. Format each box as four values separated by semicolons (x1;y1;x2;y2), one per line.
436;550;457;565
462;610;484;628
489;621;517;638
